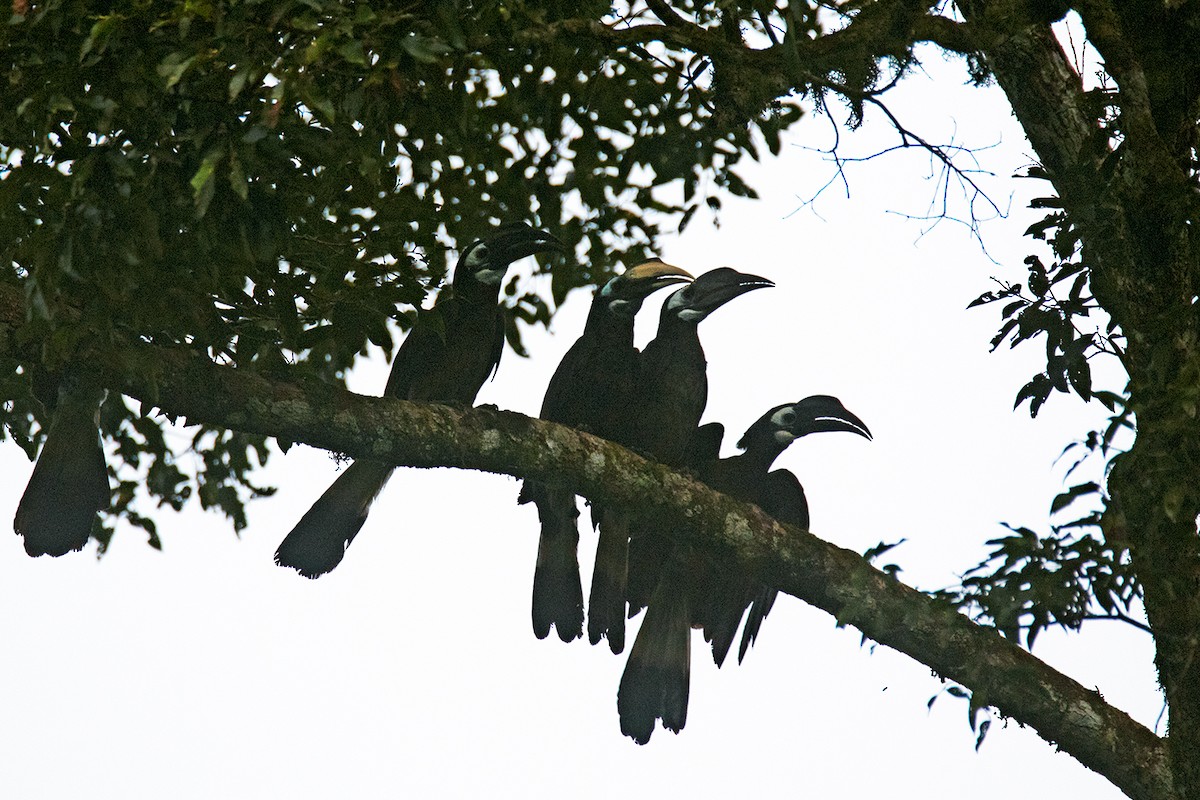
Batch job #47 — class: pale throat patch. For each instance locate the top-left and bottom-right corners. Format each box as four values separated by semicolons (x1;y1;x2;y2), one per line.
475;267;506;285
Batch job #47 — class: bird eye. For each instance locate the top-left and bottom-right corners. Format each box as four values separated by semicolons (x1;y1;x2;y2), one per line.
769;407;797;429
463;241;492;271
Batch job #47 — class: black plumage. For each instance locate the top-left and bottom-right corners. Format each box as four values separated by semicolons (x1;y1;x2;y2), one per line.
274;223;561;578
615;267;773;744
692;397;872;667
14;375;111;557
522;259;693;646
623;268;776;613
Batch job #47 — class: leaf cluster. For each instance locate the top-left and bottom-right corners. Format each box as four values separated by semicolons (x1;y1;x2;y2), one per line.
969;194;1125;418
937;523;1140;650
1;0;790;543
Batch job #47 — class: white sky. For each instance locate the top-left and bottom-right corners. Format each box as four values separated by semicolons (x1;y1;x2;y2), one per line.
0;44;1161;799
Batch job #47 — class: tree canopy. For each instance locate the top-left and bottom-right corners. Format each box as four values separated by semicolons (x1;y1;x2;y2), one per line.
4;2;1200;798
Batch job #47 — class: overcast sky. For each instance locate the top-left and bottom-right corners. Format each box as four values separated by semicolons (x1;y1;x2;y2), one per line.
0;41;1161;799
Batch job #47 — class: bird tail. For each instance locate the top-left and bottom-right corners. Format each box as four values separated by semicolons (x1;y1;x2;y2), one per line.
737;587;778;664
700;572;746;668
624;524;673;618
588;505;628;653
702;575;778;667
274;459;393;578
617;560;691;744
14;385;110;557
523;481;584;642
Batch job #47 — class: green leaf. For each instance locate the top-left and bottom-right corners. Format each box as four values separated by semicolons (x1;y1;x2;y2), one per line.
401;33;451;64
338;39;367;66
190;150;223;216
157;52;198;89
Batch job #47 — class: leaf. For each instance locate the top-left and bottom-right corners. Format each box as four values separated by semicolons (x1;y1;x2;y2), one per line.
1000;300;1025;320
229;68;251;102
1067;356;1092;401
966;290;996;309
1050;482;1100;516
863;538;906;563
1014;374;1050;416
190;150;223;217
990;319;1018;351
401;33;451;63
338;39;367;66
157;52;198;90
80;13;123;62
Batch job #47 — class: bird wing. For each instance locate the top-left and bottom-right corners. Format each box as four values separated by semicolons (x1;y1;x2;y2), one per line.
760;469;809;529
729;469;809;663
384;299;456;400
686;422;724;466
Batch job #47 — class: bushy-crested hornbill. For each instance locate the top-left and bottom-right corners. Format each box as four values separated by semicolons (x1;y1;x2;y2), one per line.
621;268;776;616
274;223;561;578
692;396;872;667
14;373;111;557
613;267;774;745
618;394;870;744
521;259;694;645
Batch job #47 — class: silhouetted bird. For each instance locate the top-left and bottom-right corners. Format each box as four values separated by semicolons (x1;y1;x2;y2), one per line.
521;259;693;646
692;397;871;667
275;223;561;578
619;395;870;744
14;373;111;556
613;267;773;744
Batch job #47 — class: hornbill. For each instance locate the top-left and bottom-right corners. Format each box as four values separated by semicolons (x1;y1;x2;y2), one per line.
521;259;694;645
613;267;774;744
14;372;111;557
274;223;561;578
691;396;872;668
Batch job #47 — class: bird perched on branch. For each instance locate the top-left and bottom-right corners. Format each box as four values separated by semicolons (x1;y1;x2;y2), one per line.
620;268;776;619
14;371;111;557
618;395;871;745
521;259;694;646
693;396;872;667
611;267;774;743
275;223;562;578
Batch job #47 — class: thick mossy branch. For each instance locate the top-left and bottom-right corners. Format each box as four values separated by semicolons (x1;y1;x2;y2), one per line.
0;282;1170;799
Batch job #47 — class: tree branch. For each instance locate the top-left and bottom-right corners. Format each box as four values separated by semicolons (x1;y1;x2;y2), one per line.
0;282;1171;799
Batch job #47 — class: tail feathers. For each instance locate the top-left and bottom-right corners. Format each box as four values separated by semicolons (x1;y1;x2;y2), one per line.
588;509;628;653
274;459;393;578
15;400;110;557
737;587;778;664
704;598;745;669
617;567;691;744
697;561;751;668
529;483;584;642
625;527;672;617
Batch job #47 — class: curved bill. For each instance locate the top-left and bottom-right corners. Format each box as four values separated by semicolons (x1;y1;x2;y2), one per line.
623;259;694;290
791;395;873;440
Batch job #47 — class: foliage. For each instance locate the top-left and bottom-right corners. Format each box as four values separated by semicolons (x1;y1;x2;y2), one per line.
968;188;1125;418
1;0;804;538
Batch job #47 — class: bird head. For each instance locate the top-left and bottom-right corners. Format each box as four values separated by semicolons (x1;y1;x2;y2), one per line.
456;223;564;287
601;259;694;318
663;267;774;323
739;395;873;450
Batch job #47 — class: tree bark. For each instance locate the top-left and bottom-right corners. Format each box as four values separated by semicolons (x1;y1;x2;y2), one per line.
958;3;1200;795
